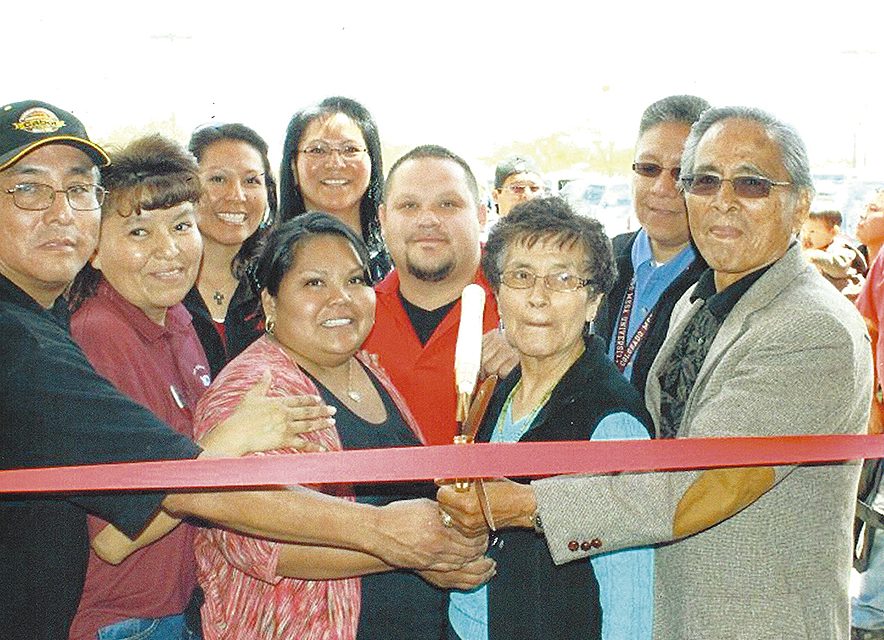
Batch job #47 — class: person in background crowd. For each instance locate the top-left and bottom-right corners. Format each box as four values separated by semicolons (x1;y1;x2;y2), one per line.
185;123;275;378
447;197;653;640
856;190;884;435
362;145;519;446
67;134;321;640
858;190;884;267
800;209;866;298
851;191;884;640
440;106;872;640
491;155;545;219
0;99;485;640
278;96;392;283
193;213;493;640
593;95;710;397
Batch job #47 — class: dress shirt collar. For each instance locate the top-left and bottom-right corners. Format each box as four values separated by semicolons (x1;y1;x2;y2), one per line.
690;261;775;320
631;228;697;272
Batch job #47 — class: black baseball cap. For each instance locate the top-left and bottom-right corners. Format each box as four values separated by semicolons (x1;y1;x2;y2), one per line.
494;155;541;189
0;100;109;172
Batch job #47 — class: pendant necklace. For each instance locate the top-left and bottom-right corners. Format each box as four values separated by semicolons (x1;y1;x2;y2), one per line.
347;359;362;402
212;290;225;306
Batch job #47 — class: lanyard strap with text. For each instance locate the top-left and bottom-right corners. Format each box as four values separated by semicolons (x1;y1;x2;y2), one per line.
614;279;654;372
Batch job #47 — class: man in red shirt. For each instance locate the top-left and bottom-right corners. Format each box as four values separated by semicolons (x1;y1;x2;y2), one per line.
364;145;517;444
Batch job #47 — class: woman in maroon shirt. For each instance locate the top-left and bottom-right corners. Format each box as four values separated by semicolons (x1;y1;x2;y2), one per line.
67;135;332;640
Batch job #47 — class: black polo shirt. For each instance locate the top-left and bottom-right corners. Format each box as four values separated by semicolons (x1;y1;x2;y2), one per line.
0;275;201;639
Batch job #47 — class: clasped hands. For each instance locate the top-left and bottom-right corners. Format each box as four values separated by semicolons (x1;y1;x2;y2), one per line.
436;478;538;538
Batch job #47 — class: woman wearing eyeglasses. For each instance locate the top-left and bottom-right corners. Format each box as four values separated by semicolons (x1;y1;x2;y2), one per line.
184;123;276;379
278;96;392;283
446;197;654;640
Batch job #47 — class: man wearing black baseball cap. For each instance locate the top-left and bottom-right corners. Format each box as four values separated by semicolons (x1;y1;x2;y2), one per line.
0;100;486;638
0;100;110;170
491;155;544;218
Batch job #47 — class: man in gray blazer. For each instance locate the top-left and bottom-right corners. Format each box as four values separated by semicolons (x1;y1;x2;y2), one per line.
439;106;873;639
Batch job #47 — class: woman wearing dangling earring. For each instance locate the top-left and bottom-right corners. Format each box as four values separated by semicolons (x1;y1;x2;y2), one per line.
192;212;488;640
183;123;276;378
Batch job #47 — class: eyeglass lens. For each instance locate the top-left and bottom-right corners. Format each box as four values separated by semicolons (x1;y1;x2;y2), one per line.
632;163;680;180
501;270;588;292
9;183;105;211
684;175;776;198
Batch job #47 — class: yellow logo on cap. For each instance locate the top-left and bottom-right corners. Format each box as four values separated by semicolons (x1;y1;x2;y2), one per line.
12;107;66;134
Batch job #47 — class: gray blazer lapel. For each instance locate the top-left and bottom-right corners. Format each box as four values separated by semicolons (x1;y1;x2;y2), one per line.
692;244;809;387
646;243;810;438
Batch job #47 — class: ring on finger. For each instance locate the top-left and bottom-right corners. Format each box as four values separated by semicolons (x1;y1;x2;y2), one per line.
441;511;454;528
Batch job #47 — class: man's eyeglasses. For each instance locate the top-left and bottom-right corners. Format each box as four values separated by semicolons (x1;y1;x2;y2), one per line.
681;174;792;199
4;183;107;211
299;142;367;162
500;269;593;292
632;162;681;181
502;183;543;196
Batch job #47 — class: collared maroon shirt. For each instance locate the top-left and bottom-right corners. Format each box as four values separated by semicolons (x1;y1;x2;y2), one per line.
68;279;211;640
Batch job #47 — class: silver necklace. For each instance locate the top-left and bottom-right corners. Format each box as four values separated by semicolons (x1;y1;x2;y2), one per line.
347;359;362;402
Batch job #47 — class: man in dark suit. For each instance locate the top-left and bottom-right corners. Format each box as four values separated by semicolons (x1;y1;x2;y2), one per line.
594;95;709;396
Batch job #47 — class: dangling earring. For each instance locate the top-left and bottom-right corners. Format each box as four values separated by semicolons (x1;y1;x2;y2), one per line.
265;318;276;335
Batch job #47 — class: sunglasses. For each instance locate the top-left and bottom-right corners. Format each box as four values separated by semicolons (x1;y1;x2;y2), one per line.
681;174;792;198
632;162;681;180
503;183;543;196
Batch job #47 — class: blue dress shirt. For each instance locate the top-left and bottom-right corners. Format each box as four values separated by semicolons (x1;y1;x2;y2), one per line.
607;229;696;382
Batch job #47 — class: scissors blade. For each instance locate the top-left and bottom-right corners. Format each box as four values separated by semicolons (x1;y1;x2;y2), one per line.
462;374;498;440
462;375;498;530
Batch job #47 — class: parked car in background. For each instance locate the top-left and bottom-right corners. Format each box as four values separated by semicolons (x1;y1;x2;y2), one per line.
559;176;636;237
811;173;850;213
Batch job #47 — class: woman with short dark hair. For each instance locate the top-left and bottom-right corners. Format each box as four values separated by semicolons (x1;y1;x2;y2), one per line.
447;197;654;640
67;135;325;640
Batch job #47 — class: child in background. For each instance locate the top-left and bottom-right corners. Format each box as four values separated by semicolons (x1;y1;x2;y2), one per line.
801;209;867;299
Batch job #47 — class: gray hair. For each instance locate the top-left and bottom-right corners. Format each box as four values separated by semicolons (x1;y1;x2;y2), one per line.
482;196;616;296
680;106;814;195
638;95;711;138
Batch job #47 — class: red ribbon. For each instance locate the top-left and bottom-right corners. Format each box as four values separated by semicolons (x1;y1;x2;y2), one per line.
2;434;884;494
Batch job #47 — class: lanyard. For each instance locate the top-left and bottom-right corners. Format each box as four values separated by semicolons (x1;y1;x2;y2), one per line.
613;279;654;373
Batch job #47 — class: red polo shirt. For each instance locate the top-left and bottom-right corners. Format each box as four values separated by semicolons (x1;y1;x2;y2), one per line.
362;269;499;445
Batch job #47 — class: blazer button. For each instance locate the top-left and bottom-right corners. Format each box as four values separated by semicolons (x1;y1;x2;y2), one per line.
590;538;602;549
568;540;579;552
580;540;591;552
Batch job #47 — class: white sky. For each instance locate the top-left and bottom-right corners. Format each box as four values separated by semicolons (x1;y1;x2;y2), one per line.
13;0;884;176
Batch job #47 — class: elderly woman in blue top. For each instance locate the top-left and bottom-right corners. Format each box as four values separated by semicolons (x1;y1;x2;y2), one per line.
446;197;654;640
